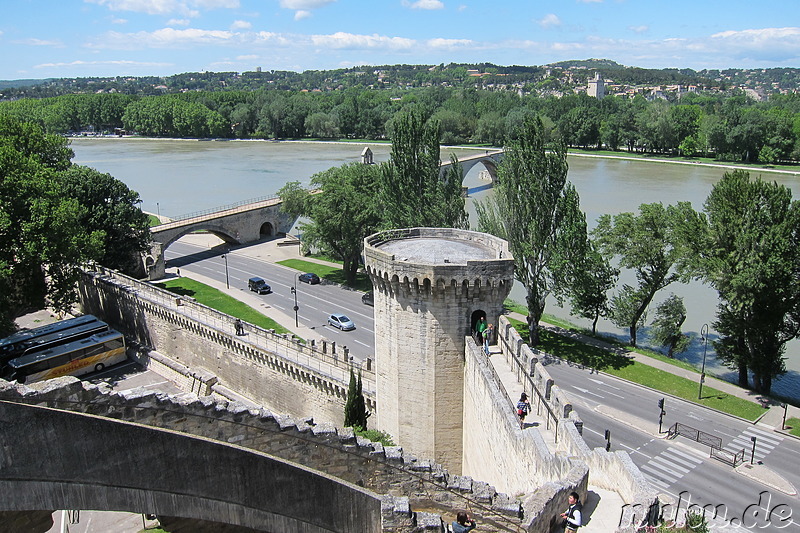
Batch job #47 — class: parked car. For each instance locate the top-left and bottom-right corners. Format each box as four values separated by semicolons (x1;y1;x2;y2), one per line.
298;272;321;284
362;291;374;306
247;277;271;294
327;314;355;331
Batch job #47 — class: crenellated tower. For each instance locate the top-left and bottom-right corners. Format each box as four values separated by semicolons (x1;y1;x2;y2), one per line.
364;228;514;472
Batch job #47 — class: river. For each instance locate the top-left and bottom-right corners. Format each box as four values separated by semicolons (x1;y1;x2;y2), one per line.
69;137;800;400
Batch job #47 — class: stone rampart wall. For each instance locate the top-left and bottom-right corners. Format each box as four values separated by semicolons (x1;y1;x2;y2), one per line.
0;377;525;532
77;268;375;428
495;315;659;531
461;339;589;533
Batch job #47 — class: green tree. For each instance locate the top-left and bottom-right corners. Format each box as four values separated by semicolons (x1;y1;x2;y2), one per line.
477;116;588;345
593;202;690;346
0;117;102;334
379;109;467;229
59;166;151;275
650;294;691;358
568;243;618;335
343;366;368;429
281;163;382;284
685;170;800;393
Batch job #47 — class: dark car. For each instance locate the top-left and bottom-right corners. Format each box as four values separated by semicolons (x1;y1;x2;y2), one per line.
298;272;321;284
327;314;355;331
247;277;271;294
362;291;374;306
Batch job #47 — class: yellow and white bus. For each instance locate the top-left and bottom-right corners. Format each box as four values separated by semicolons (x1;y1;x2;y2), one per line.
2;330;127;384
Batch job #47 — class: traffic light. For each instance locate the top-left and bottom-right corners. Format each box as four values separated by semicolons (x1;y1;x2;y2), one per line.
658;398;665;410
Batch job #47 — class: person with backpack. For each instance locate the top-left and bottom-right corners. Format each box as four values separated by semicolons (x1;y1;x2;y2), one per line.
516;392;530;424
559;492;583;532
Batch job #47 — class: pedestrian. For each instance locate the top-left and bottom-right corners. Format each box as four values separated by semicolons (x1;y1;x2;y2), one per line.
475;316;487;344
234;318;244;336
516;392;530;424
483;323;494;355
176;268;180;277
451;510;476;533
559;492;583;533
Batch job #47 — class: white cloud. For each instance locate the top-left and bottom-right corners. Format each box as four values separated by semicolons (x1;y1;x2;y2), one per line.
231;19;251;29
629;25;648;34
167;18;190;25
427;38;473;49
538;14;561;29
87;27;234;49
294;10;311;20
279;0;335;9
310;32;415;50
84;0;239;15
405;0;445;9
111;17;128;24
16;38;63;46
236;54;258;60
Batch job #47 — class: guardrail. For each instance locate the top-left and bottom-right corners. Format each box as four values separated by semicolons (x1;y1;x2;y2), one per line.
666;422;722;449
495;328;559;442
168;194;280;222
710;446;745;467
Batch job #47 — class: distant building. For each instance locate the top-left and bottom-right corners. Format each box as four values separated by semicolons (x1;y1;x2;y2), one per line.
587;72;605;99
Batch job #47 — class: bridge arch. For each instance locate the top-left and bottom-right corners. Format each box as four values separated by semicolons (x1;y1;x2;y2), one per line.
260;221;274;237
0;400;381;533
160;223;241;251
439;150;503;185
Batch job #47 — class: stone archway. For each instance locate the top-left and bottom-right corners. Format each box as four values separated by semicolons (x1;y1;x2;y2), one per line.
260;222;274;238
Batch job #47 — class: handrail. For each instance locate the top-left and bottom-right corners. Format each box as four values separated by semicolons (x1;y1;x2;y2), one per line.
496;328;559;442
167;194;280;222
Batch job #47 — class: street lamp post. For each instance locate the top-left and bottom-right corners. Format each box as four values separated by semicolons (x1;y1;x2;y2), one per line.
221;254;229;289
290;277;299;327
156;202;160;218
782;403;788;430
698;323;709;400
750;436;757;464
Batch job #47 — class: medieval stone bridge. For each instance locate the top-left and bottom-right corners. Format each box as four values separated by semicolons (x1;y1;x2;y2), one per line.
143;150;505;279
144;195;298;279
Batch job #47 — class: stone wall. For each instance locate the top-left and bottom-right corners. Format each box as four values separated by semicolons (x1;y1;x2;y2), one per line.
461;339;589;533
494;315;659;531
0;380;382;533
0;377;525;532
78;268;374;427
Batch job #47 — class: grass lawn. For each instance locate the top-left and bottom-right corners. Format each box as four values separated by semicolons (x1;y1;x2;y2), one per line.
155;278;293;336
148;214;161;227
277;258;372;292
786;418;800;438
507;317;765;421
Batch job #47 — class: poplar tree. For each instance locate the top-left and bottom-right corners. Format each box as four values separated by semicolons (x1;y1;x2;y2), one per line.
344;367;368;429
477;115;588;346
380;108;467;230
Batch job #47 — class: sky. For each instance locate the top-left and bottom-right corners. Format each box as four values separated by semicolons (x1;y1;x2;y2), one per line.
2;0;799;80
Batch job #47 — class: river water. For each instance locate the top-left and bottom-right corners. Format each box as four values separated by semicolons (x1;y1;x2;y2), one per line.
70;137;800;399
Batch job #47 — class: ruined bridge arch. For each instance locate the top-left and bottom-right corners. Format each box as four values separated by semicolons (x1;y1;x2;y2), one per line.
439;149;504;184
0;399;380;533
145;197;298;279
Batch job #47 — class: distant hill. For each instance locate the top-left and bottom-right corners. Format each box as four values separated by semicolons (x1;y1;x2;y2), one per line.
0;79;54;90
0;60;797;99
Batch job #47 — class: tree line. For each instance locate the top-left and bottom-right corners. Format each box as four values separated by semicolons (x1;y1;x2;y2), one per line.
290;112;799;396
2;85;800;164
0;116;151;335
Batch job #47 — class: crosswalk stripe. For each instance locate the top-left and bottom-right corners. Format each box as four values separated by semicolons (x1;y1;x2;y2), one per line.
641;461;681;481
663;447;704;464
642;474;670;490
651;455;691;474
662;451;703;469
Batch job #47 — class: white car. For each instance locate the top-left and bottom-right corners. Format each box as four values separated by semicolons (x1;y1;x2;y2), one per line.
327;314;355;331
